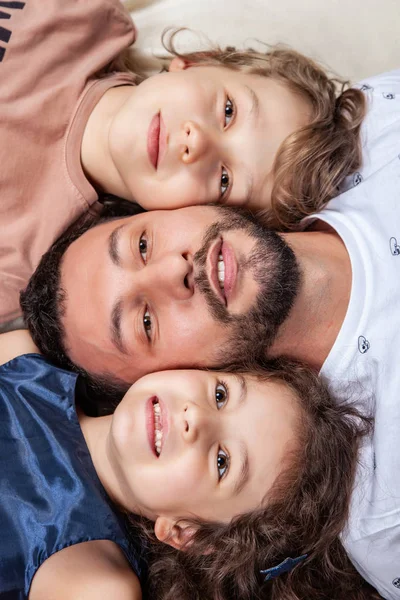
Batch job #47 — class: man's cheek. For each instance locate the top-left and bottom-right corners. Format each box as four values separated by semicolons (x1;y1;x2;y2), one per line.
167;310;204;345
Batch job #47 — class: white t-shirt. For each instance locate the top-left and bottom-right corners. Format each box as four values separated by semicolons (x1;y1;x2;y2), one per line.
310;70;400;599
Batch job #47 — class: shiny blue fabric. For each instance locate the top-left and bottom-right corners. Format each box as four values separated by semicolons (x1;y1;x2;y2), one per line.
0;354;145;598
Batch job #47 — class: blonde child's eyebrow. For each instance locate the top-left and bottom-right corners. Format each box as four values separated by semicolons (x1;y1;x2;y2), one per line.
244;171;254;207
244;85;260;121
237;86;258;205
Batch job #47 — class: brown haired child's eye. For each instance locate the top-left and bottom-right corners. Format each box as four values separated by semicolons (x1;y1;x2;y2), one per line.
215;382;228;408
217;448;230;480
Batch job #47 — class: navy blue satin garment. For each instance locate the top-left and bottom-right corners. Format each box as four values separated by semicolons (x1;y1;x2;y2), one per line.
0;354;145;599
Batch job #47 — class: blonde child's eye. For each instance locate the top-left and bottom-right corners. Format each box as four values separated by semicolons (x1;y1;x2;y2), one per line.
220;168;230;197
217;447;230;480
139;233;148;263
143;308;152;340
224;98;235;127
215;381;228;409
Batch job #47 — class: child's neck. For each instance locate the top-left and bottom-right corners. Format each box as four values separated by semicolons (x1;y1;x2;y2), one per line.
78;411;130;511
81;86;134;199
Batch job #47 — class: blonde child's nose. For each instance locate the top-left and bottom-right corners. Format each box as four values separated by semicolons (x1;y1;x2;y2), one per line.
180;121;209;164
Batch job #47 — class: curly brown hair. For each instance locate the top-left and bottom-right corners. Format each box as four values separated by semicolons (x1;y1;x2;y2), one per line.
127;359;380;600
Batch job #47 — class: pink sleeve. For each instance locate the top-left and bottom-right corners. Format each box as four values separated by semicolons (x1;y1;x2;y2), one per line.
0;0;136;86
0;0;137;324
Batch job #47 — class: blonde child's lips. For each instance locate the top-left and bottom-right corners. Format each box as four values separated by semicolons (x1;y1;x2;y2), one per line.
157;113;167;167
147;113;160;169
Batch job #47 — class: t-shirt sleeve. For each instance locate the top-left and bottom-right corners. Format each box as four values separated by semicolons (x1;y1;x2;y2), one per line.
343;386;400;600
0;353;79;402
355;69;400;92
0;0;136;324
0;0;136;85
352;69;400;180
347;525;400;600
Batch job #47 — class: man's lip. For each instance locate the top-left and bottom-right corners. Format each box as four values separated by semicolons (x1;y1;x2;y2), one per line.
146;396;169;457
221;241;237;301
208;238;226;306
147;113;160;169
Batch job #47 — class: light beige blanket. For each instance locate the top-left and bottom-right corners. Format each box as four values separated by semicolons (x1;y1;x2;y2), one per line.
125;0;399;82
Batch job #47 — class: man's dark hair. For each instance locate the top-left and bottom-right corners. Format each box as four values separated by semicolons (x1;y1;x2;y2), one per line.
20;197;144;410
21;216;92;370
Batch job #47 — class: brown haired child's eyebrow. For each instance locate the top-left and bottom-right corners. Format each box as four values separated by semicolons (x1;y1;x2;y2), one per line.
233;442;250;496
233;375;250;495
235;373;248;406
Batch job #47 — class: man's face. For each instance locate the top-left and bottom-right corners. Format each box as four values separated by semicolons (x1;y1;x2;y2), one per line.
61;206;299;382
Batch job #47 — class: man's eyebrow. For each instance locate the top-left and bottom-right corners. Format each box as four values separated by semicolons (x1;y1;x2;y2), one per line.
108;224;125;266
110;298;128;355
233;375;250;495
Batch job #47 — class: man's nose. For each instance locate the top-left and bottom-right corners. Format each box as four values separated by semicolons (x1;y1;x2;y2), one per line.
141;253;194;301
180;121;211;164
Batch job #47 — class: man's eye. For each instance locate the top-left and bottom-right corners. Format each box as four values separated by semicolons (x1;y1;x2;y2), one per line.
224;97;235;127
143;309;152;340
217;448;230;480
215;381;228;409
139;234;148;263
220;167;230;197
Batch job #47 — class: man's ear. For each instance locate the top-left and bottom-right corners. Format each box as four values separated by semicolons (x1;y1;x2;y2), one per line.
154;516;197;551
168;56;190;73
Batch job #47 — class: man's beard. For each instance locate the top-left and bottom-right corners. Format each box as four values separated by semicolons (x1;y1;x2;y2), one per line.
193;210;300;366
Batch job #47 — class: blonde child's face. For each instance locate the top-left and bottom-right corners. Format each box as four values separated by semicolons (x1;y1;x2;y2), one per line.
108;60;311;212
109;369;299;531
